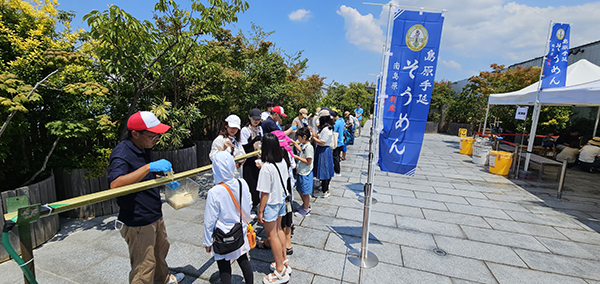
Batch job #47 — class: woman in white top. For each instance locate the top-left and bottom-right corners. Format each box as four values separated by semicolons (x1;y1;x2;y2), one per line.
310;114;335;197
257;133;291;284
210;115;246;177
203;151;253;284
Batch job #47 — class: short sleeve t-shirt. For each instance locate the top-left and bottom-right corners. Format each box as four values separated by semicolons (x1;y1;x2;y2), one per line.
334;118;345;147
579;145;600;163
256;160;289;205
108;140;162;227
354;108;364;120
297;143;314;176
319;127;333;147
261;116;279;134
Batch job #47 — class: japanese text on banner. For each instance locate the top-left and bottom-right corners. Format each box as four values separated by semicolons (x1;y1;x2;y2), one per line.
541;23;570;89
378;9;445;176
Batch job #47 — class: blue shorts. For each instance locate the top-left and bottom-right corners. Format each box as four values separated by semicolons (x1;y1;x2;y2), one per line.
263;203;286;222
296;172;313;195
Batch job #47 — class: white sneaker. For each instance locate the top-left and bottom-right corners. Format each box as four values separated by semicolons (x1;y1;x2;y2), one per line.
294;208;311;217
166;273;185;284
335;173;342;177
322;191;330;198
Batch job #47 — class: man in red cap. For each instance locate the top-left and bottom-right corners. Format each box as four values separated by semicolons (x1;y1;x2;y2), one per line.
108;111;184;284
262;105;295;136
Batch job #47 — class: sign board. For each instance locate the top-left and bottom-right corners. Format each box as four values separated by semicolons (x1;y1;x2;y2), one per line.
17;204;41;225
458;128;467;138
515;107;528;120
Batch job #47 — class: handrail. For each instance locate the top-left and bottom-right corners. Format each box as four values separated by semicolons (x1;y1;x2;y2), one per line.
3;150;260;222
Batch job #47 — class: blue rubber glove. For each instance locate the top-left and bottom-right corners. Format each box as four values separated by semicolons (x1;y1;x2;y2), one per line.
166;181;180;190
149;159;172;172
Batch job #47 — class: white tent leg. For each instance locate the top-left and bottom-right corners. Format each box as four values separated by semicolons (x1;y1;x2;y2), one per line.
594;106;600;137
482;103;490;135
525;102;542;172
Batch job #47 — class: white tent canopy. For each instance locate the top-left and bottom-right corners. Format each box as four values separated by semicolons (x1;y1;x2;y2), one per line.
484;58;600;172
488;59;600;106
542;79;600;106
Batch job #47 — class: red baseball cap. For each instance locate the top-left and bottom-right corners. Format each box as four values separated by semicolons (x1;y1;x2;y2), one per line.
127;111;171;133
272;106;287;117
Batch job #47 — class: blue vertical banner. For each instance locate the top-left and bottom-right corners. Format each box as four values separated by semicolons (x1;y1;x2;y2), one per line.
541;23;570;89
378;9;445;176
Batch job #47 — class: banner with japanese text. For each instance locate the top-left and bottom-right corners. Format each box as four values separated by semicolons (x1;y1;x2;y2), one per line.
541;23;570;89
378;9;444;176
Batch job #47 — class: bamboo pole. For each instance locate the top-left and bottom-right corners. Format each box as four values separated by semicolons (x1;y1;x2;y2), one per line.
4;151;260;222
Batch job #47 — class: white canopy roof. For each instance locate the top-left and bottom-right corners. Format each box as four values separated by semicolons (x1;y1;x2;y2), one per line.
488;59;600;106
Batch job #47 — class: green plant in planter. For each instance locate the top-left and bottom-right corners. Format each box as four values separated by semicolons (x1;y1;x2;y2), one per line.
151;98;203;151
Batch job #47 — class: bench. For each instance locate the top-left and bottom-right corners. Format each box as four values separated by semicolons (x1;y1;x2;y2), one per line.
498;144;562;180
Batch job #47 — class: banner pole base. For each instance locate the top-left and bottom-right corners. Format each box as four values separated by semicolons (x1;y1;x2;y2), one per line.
348;251;379;268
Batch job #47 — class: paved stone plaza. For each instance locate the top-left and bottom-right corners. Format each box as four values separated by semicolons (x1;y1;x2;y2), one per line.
2;120;600;283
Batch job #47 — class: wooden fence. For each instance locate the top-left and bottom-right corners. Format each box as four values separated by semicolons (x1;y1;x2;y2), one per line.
196;141;212;167
425;122;439;133
0;175;59;262
152;144;198;172
54;169;119;218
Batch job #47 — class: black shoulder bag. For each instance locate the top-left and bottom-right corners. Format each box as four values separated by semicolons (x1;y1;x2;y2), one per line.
274;163;293;213
212;180;245;255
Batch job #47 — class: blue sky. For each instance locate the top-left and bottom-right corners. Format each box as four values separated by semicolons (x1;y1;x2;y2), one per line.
57;0;600;86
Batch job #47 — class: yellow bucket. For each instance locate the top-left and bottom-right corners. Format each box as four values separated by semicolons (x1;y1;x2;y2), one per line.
460;138;475;155
489;151;513;176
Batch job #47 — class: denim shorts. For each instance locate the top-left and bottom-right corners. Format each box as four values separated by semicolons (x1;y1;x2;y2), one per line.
263;203;286;222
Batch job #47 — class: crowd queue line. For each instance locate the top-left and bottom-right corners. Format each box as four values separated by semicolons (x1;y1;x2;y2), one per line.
107;102;365;284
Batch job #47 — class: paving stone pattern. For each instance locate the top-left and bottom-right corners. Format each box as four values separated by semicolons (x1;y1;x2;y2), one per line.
1;120;600;283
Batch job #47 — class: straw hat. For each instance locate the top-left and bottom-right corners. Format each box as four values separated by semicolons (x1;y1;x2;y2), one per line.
589;137;600;146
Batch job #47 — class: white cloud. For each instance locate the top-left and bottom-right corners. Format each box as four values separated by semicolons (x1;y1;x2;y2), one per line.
289;9;311;21
336;5;385;53
339;0;600;66
441;59;462;70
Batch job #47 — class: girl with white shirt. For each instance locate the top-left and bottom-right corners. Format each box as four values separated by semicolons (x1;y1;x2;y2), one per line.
257;133;292;284
203;151;253;284
311;115;335;197
209;115;246;178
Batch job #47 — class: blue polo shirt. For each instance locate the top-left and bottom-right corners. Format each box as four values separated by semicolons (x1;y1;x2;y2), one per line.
261;116;279;134
334;118;345;147
354;107;363;121
108;139;162;227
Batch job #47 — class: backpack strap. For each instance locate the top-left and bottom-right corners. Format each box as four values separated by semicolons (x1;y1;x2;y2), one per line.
273;163;291;196
220;180;248;224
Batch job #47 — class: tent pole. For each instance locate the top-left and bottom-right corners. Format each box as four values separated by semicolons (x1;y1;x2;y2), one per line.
525;21;553;173
482;103;490;136
525;102;541;172
594;106;600;137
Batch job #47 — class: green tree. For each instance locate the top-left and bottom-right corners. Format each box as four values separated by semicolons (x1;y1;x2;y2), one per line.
322;81;374;124
428;81;455;122
83;0;249;138
447;63;573;133
0;0;112;190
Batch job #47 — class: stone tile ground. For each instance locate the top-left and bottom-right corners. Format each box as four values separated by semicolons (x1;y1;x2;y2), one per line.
1;120;600;283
